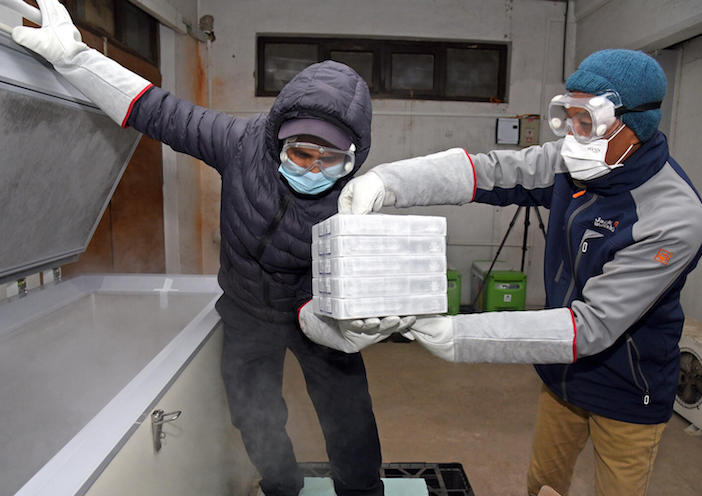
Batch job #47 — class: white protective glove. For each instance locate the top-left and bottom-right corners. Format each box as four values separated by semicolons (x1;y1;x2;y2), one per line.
12;0;152;126
346;315;416;344
338;171;396;214
298;302;415;353
409;308;577;364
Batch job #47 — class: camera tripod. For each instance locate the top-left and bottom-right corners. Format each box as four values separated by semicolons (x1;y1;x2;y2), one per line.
470;205;548;310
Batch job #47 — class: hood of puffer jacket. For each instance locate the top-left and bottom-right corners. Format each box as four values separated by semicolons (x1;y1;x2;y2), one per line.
265;60;372;191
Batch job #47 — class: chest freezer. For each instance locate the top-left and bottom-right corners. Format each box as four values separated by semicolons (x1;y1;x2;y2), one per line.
0;275;225;496
0;30;254;495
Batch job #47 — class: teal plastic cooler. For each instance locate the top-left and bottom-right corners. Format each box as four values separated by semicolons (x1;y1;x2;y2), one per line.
446;269;461;315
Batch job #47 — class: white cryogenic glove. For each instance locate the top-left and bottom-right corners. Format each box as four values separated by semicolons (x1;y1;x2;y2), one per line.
409;308;577;364
346;315;416;335
298;302;412;353
338;171;396;214
12;0;152;126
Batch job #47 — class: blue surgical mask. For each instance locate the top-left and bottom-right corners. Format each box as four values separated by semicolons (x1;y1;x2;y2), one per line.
279;160;337;195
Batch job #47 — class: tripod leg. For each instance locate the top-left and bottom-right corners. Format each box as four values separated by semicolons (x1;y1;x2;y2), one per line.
521;207;531;272
532;205;547;239
471;206;522;309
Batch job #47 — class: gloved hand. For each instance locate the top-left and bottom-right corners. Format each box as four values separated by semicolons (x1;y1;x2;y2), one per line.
298;302;411;353
11;0;86;67
346;315;416;335
337;171;396;214
12;0;152;126
407;315;456;361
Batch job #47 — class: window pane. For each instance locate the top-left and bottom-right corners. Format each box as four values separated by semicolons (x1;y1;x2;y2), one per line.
391;53;434;91
446;48;501;99
263;44;318;92
119;1;157;63
75;0;115;35
330;51;374;89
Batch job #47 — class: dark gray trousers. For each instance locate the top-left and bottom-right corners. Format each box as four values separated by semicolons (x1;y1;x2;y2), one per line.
220;305;384;496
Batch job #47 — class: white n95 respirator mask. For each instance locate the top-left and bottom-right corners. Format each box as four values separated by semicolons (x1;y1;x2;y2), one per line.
560;124;634;181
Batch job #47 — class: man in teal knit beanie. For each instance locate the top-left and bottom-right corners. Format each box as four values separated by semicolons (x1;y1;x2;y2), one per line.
565;49;666;142
332;47;702;496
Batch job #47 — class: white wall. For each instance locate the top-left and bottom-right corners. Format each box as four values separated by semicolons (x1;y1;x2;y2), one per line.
196;0;570;306
572;0;702;320
160;25;207;274
669;36;702;320
574;0;702;61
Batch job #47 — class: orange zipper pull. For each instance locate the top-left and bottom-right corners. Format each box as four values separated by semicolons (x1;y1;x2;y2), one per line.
572;190;586;199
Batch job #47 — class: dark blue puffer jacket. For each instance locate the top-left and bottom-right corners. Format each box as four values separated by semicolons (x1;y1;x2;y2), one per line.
127;61;372;323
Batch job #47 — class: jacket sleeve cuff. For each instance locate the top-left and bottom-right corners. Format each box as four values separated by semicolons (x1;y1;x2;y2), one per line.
121;83;154;128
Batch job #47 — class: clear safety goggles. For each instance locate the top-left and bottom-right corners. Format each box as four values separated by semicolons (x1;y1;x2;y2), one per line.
280;141;356;180
548;90;662;144
548;91;624;144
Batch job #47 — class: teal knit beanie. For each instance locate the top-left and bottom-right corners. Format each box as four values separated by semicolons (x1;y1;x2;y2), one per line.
565;49;666;142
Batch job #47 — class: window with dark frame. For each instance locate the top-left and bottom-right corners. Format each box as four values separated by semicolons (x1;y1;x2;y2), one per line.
61;0;159;66
257;36;508;102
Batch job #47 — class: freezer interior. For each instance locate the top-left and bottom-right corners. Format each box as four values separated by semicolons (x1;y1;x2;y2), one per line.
0;276;220;495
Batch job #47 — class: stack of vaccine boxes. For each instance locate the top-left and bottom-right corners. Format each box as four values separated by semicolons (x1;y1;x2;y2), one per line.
311;214;448;319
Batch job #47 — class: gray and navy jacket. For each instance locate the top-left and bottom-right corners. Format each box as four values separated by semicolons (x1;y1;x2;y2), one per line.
373;132;702;424
125;61;372;324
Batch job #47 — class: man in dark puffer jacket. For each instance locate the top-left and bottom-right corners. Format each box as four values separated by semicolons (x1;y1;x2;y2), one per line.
11;2;390;494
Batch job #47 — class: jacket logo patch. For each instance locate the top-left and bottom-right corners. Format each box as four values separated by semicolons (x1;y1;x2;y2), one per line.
594;217;619;232
654;249;673;265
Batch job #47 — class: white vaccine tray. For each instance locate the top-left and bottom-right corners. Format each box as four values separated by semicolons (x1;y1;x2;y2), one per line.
312;234;445;258
314;213;446;237
313;294;447;320
313;274;447;298
312;255;447;277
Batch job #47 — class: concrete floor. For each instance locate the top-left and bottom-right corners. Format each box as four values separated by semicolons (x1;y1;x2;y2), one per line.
282;341;702;496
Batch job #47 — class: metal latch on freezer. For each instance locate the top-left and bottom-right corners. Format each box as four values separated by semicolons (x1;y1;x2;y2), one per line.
151;409;182;452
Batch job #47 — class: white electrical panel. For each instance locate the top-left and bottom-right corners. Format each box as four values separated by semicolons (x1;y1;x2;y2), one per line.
496;117;520;145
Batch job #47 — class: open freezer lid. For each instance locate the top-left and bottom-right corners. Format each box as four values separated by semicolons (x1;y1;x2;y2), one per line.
0;31;141;283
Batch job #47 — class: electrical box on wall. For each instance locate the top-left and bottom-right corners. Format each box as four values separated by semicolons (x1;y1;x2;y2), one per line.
519;114;540;147
495;115;541;147
495;118;520;145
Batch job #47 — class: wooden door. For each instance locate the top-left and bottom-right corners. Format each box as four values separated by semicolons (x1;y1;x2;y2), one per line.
59;28;166;276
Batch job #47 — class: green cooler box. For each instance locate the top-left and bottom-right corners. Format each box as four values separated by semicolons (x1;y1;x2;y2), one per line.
446;269;462;315
471;261;526;311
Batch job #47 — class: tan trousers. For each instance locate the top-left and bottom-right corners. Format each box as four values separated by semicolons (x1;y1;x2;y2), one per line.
527;385;666;496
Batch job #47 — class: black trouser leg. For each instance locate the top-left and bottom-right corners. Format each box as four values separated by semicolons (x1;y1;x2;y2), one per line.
290;331;384;496
221;319;303;496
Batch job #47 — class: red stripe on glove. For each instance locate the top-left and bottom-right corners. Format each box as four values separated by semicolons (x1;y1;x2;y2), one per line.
463;149;477;201
569;308;577;362
121;83;154;128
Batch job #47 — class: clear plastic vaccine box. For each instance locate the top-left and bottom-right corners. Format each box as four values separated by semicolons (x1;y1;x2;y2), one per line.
313;273;447;298
312;255;447;277
313;294;448;320
311;214;448;319
314;213;447;237
313;234;445;257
